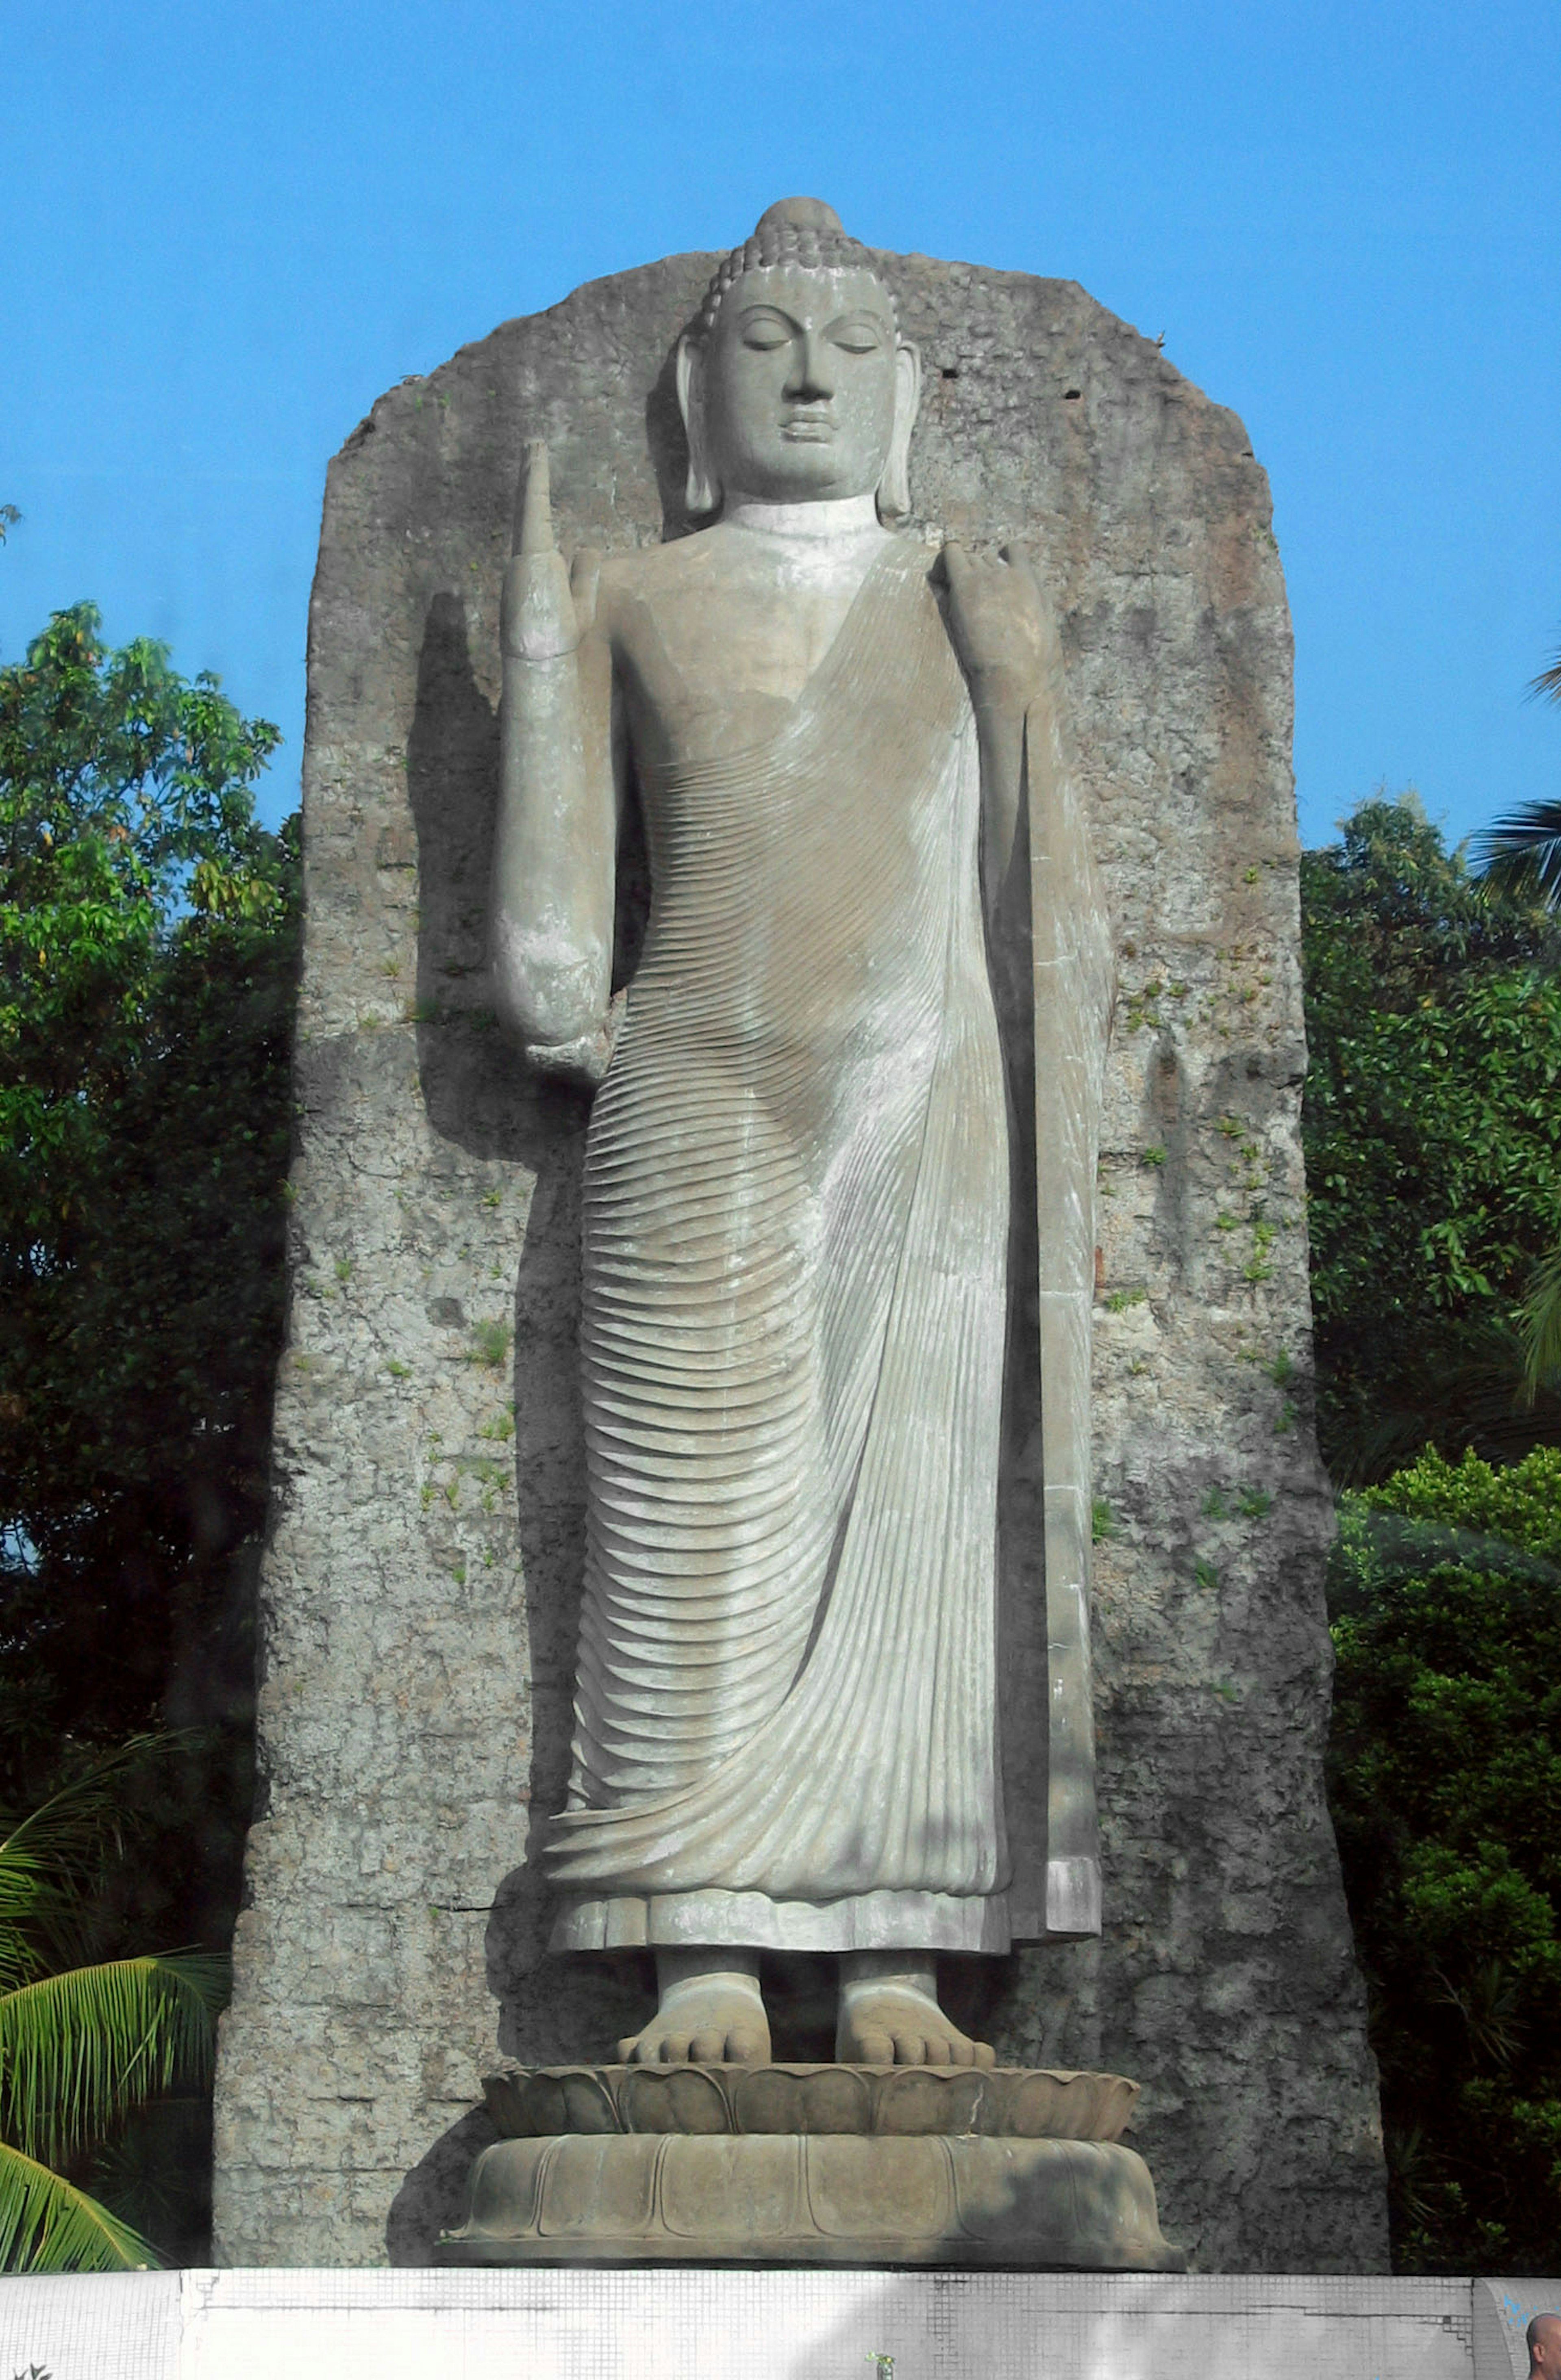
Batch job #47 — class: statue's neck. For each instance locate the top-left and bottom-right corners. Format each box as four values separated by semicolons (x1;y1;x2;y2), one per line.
723;493;882;541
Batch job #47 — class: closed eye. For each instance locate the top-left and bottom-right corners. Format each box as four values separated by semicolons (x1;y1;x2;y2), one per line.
828;315;888;353
739;308;796;351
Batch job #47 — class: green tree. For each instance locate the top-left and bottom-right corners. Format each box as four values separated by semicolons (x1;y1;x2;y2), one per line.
1471;647;1561;1386
1522;1248;1561;1401
1477;797;1561;913
1471;637;1561;911
0;1743;226;2270
1328;1445;1561;2270
1;597;284;1249
1301;794;1561;1477
0;602;296;2165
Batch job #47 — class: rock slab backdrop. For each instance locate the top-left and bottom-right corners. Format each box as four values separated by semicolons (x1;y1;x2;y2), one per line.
212;245;1389;2270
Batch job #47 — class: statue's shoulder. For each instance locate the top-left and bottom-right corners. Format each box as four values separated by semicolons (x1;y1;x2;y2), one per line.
598;533;723;599
594;532;729;644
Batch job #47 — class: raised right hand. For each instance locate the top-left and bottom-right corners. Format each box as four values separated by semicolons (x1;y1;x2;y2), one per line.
502;440;578;660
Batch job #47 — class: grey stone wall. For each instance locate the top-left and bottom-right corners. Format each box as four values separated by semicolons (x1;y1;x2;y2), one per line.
211;247;1389;2270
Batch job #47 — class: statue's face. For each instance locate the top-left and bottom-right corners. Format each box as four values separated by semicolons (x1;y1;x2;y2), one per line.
700;263;904;505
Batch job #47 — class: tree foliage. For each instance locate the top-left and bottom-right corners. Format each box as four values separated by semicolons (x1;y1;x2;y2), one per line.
1468;636;1561;909
1328;1445;1561;2270
1301;794;1561;1478
0;596;295;2019
0;597;294;2256
1522;1246;1561;1400
1476;799;1561;913
1;598;283;1245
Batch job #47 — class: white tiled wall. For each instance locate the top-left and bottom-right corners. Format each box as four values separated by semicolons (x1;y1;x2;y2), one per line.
3;2267;1543;2380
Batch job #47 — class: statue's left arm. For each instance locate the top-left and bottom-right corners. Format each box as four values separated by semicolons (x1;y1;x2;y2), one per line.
939;541;1057;912
943;538;1114;1941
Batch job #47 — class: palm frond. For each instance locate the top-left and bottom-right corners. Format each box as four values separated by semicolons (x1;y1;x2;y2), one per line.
1383;2119;1443;2239
0;1737;169;1897
0;1952;225;2168
1322;1318;1561;1485
0;1735;185;1982
1520;1244;1561;1400
89;2094;211;2254
0;2137;154;2273
1531;647;1561;706
1471;799;1561;910
1432;1956;1527;2069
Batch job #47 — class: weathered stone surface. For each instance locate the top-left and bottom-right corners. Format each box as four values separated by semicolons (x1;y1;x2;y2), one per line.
212;244;1388;2270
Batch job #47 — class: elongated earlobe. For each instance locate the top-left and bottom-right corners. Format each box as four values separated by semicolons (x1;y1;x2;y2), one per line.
676;333;722;516
876;339;922;522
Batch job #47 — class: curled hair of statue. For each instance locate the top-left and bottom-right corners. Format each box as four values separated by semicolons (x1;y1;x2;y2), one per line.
697;196;900;339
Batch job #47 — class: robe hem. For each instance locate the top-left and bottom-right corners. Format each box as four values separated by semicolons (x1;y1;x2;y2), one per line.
549;1887;1020;1955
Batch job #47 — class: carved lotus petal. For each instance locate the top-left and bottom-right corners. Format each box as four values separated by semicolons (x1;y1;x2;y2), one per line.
620;2065;732;2135
481;2061;1142;2148
873;2067;986;2136
483;2067;621;2138
1002;2069;1138;2142
481;2071;530;2138
732;2064;873;2136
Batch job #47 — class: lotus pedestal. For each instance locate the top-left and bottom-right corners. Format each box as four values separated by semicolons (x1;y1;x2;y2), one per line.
438;2064;1185;2270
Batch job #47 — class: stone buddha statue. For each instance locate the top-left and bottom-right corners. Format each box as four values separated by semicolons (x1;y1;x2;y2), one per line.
491;197;1086;2071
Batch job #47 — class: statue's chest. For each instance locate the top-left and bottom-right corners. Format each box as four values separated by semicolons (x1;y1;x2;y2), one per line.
619;581;859;759
616;567;966;787
618;587;975;923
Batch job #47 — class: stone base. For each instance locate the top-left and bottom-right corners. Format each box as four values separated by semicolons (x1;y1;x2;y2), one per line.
438;2130;1184;2270
440;2062;1183;2270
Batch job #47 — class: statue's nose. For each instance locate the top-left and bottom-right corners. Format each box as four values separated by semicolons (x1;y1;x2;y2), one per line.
784;330;834;402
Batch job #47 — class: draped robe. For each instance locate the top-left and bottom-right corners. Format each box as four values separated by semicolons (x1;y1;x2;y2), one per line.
546;537;1022;1954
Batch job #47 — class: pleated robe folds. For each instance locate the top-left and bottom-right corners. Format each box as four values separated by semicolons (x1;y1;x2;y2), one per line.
546;538;1020;1954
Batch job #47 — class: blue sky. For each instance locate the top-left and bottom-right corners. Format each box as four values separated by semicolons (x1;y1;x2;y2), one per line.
4;0;1557;849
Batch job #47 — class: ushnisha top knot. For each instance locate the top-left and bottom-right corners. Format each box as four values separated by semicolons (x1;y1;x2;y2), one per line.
697;197;898;340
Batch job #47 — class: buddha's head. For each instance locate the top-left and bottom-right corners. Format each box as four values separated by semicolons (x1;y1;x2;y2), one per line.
676;198;921;520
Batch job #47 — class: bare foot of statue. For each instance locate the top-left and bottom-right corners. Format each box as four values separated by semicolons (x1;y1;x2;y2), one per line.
835;1952;997;2067
617;1948;772;2065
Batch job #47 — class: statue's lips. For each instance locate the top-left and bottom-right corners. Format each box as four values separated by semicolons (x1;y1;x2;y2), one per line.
780;413;835;442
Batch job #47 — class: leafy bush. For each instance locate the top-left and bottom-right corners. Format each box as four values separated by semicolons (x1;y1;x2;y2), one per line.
1328;1444;1561;2269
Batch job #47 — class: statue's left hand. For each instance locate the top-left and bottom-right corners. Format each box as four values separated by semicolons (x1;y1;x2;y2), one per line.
523;986;626;1091
937;540;1051;711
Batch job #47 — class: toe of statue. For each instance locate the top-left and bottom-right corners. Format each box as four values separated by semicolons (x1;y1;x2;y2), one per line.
837;1993;996;2068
